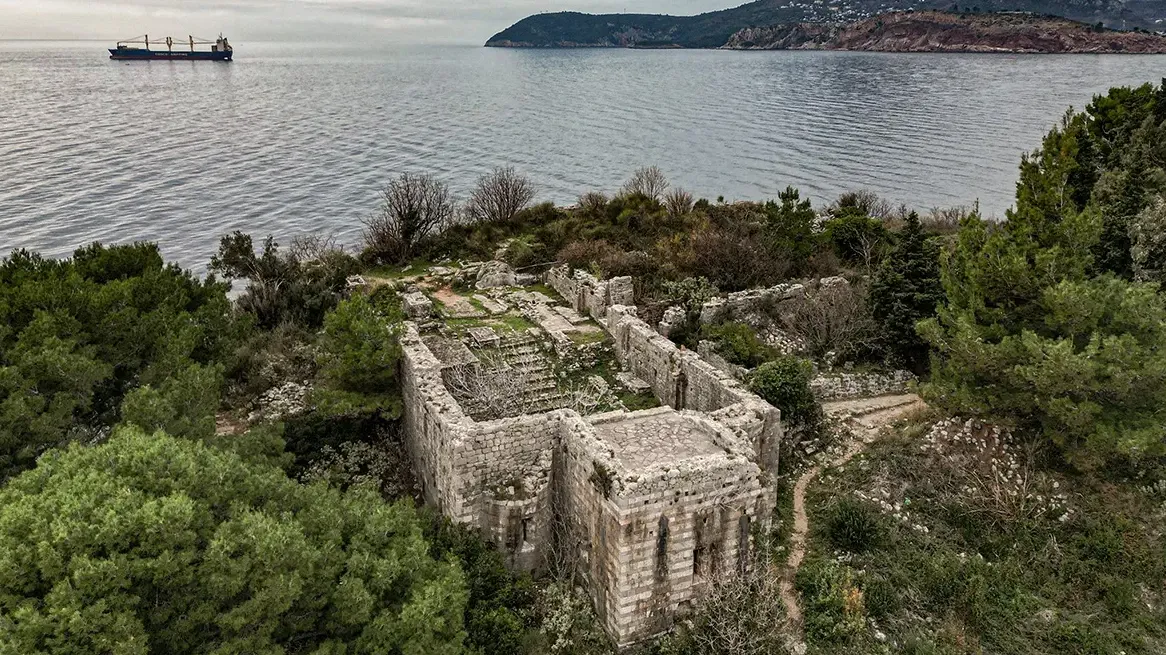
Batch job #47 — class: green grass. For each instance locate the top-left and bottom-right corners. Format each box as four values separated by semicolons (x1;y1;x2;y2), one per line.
526;283;563;302
569;330;609;345
362;259;436;280
444;314;537;335
496;314;537;333
795;420;1166;655
618;391;660;412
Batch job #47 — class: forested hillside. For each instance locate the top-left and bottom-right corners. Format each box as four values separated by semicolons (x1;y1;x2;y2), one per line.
486;0;1165;48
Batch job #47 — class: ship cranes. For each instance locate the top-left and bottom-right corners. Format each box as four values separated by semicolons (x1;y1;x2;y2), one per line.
109;35;233;61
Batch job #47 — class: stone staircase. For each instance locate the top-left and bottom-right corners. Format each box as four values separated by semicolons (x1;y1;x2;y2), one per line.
457;333;569;419
497;333;569;414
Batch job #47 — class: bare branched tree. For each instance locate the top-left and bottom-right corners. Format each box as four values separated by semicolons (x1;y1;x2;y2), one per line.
664;187;695;218
445;360;536;421
290;233;344;262
464;166;537;225
854;231;886;274
362;173;455;264
688;558;790;655
622;166;669;202
779;282;878;363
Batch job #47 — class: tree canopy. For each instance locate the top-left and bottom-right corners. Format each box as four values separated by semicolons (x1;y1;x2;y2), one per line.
921;79;1166;468
0;427;468;655
0;243;240;480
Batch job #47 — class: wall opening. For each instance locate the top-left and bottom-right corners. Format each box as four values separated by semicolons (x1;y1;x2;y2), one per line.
655;515;670;580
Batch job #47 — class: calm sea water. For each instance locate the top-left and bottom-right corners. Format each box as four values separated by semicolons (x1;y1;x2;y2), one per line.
2;40;1164;272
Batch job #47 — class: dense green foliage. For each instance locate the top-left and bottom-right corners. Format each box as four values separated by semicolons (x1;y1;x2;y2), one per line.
421;514;538;655
211;232;360;330
868;212;944;371
0;428;469;655
0;243;239;480
748;357;821;432
922;79;1166;467
434;185;834;295
701;322;776;368
313;291;406;417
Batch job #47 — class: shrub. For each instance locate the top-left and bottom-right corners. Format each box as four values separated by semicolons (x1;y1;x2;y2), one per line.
464;166;537;225
660;562;788;655
225;322;319;403
824;213;890;268
577;191;609;217
661;276;719;314
702;322;775;368
501;236;547;269
796;559;867;644
1130;193;1166;283
422;512;537;655
824;498;886;553
362;172;456;264
748;356;821;431
687;226;785;291
557;239;619;272
211;231;360;329
314;292;405;416
533;582;613;655
831;189;895;221
0;428;469;655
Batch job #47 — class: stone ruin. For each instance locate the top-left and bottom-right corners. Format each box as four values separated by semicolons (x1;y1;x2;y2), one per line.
398;263;784;646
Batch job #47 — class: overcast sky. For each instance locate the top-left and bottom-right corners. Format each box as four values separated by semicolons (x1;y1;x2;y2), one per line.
0;0;735;43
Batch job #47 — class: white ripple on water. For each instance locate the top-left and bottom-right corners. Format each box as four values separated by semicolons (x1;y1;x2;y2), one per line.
2;43;1165;272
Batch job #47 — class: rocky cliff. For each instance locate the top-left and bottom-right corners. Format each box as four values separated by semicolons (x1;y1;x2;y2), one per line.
724;11;1166;53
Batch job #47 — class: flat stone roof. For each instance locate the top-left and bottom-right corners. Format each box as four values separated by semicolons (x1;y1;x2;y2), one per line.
593;412;726;474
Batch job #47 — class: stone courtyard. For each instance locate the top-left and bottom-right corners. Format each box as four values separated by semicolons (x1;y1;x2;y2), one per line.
397;261;783;646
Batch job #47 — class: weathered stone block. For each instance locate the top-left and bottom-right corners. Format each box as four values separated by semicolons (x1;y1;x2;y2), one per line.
403;291;434;319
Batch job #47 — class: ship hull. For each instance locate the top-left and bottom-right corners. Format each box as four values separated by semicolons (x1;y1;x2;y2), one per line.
109;48;232;61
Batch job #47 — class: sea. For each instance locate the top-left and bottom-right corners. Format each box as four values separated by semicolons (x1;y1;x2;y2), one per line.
1;40;1164;273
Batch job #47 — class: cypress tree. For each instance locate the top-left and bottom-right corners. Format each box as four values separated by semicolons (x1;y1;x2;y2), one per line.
868;211;943;372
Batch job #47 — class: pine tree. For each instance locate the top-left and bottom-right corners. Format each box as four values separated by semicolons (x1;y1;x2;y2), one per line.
868;212;943;372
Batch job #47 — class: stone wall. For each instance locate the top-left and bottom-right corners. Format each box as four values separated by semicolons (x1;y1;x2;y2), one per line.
811;370;916;401
546;264;635;323
699;281;806;325
558;409;771;646
400;325;477;523
606;306;782;477
400;302;786;645
401;326;558;569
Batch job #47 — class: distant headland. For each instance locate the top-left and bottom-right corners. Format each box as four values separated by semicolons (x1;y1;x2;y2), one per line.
485;1;1166;53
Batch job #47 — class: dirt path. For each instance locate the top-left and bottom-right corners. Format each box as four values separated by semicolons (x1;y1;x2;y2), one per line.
778;394;926;633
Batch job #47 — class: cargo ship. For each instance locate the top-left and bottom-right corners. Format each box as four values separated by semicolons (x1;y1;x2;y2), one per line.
109;35;233;61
